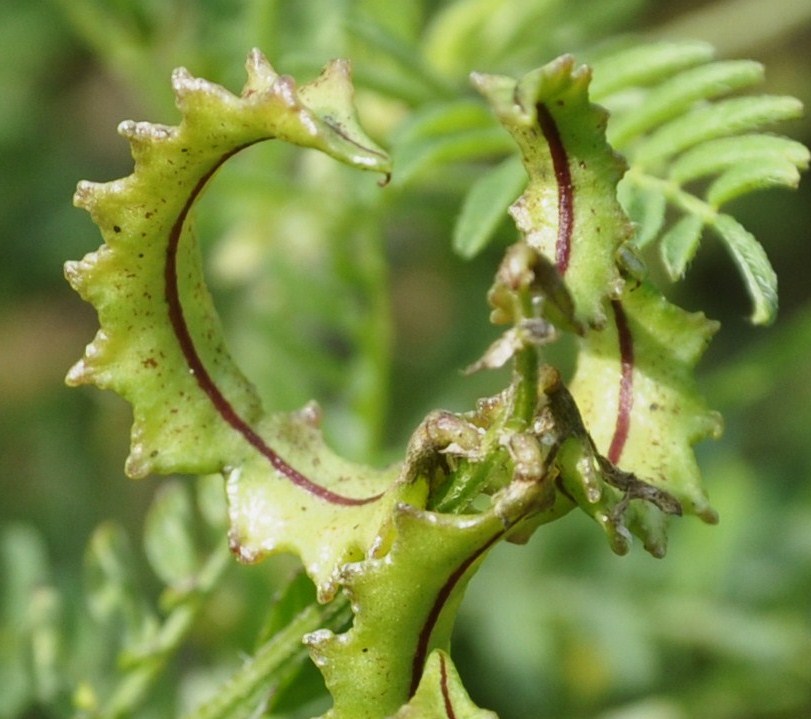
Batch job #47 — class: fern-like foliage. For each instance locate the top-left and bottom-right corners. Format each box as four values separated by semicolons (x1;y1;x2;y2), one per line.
448;41;807;325
591;41;809;324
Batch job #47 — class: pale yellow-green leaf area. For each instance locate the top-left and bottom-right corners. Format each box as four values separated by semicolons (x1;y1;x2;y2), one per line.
65;50;390;479
569;283;722;523
226;415;426;601
391;650;499;718
473;55;631;327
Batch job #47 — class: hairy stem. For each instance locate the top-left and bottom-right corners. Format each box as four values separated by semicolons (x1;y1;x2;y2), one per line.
511;344;540;429
184;596;352;719
87;543;233;719
432;447;509;514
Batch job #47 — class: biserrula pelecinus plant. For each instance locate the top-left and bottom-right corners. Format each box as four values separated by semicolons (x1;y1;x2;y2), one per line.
65;44;807;718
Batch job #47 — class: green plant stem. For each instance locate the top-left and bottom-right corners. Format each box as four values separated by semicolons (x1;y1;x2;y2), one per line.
433;340;540;514
432;447;509;514
82;543;233;719
340;213;394;460
184;596;352;719
510;344;540;428
624;167;718;222
512;286;542;428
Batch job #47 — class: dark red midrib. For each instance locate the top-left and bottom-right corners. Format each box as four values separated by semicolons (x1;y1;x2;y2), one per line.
439;653;457;719
164;144;381;507
536;102;574;275
409;528;505;697
535;104;633;463
607;299;634;464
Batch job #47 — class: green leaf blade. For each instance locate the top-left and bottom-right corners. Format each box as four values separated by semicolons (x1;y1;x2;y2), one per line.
711;214;779;325
590;40;715;99
669;134;810;184
143;482;201;590
452;155;525;258
618;176;667;249
635;95;805;169
390;100;512;185
661;214;705;281
707;158;804;208
392;126;514;186
609;59;764;148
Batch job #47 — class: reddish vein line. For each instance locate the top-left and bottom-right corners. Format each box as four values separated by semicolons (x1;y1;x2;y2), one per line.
165;145;381;507
607;299;634;464
410;529;505;697
536;102;574;275
439;653;457;719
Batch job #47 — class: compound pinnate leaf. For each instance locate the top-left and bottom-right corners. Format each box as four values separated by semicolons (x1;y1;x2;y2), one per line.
593;41;808;324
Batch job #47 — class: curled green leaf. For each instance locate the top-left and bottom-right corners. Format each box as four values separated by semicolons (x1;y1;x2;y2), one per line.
65;48;404;601
473;55;631;326
569;283;722;526
66;50;389;479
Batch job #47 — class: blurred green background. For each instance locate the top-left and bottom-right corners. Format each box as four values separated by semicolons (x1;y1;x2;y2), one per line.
1;1;810;717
